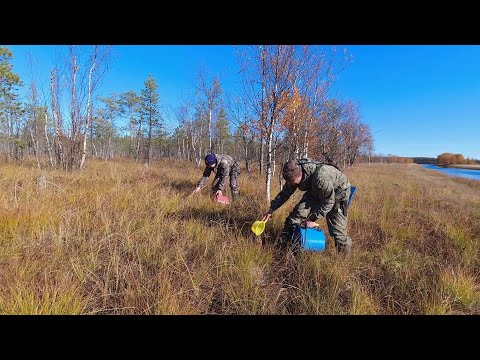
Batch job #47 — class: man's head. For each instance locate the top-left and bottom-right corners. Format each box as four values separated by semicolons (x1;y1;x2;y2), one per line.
205;154;217;168
282;160;303;185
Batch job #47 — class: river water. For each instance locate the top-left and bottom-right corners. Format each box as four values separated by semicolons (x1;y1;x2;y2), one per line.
420;164;480;181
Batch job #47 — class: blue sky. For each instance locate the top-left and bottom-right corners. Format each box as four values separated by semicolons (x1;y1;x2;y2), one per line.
4;45;480;159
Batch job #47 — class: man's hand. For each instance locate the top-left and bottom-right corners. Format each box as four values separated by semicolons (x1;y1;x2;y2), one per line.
215;190;223;196
261;209;273;222
301;220;319;228
192;186;201;195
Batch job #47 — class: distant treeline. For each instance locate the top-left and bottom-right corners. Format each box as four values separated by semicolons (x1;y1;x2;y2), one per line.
357;154;480;165
412;157;436;164
357;155;414;164
435;153;480;165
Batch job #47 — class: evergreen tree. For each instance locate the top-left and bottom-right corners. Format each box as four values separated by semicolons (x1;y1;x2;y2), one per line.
140;74;162;165
0;47;23;161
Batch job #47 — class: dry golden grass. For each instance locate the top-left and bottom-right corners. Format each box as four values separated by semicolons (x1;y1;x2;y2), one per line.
0;160;478;314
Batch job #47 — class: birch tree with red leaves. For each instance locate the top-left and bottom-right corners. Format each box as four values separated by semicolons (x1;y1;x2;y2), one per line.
283;84;309;158
437;153;467;165
239;45;298;201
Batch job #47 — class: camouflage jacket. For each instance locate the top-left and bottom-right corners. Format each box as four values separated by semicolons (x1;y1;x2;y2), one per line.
197;154;238;191
270;158;351;220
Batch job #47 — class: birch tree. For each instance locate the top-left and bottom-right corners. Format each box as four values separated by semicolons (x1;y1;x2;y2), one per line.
227;93;254;173
46;45;111;170
194;67;223;154
240;45;297;202
80;45;97;168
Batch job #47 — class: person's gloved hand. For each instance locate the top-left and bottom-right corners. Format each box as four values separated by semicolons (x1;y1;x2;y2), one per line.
261;209;273;222
301;220;319;228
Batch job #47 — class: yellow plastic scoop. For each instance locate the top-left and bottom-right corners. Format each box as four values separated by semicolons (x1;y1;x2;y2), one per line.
251;220;267;236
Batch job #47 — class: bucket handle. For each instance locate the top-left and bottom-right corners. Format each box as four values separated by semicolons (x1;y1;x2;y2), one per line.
299;223;317;245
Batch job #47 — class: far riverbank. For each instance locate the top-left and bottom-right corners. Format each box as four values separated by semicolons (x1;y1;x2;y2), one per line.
438;164;480;170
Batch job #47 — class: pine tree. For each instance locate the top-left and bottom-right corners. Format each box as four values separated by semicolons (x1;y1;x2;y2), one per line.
0;47;23;162
141;74;162;165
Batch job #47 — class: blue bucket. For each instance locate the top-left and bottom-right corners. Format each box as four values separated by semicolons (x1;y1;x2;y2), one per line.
293;225;326;251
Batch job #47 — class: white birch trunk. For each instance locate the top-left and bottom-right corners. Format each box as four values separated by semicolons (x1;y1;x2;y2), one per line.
51;70;64;168
208;109;212;152
44;110;54;167
265;126;274;202
29;127;41;169
80;46;97;169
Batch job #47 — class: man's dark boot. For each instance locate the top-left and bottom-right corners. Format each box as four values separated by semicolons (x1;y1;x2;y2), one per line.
277;229;295;252
336;243;352;256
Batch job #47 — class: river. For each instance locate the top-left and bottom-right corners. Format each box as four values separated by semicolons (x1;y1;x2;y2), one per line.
420;164;480;181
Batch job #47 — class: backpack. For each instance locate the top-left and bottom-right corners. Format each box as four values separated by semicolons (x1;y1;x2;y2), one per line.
297;157;341;171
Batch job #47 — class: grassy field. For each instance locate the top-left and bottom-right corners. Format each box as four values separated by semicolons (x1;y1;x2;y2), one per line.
0;159;478;314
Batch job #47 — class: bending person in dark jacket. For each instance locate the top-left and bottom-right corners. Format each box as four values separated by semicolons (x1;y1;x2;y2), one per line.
261;159;352;254
192;153;240;201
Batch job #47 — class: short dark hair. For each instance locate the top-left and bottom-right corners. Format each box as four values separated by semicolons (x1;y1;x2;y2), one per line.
282;160;302;182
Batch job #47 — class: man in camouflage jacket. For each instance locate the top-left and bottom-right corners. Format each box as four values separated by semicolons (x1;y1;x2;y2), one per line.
192;153;240;201
262;158;352;254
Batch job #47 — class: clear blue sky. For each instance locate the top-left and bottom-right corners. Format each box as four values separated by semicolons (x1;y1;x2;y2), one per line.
4;45;480;160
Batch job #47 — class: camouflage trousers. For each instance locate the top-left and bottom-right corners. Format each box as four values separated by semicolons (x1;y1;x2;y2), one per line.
282;188;352;254
211;162;240;200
